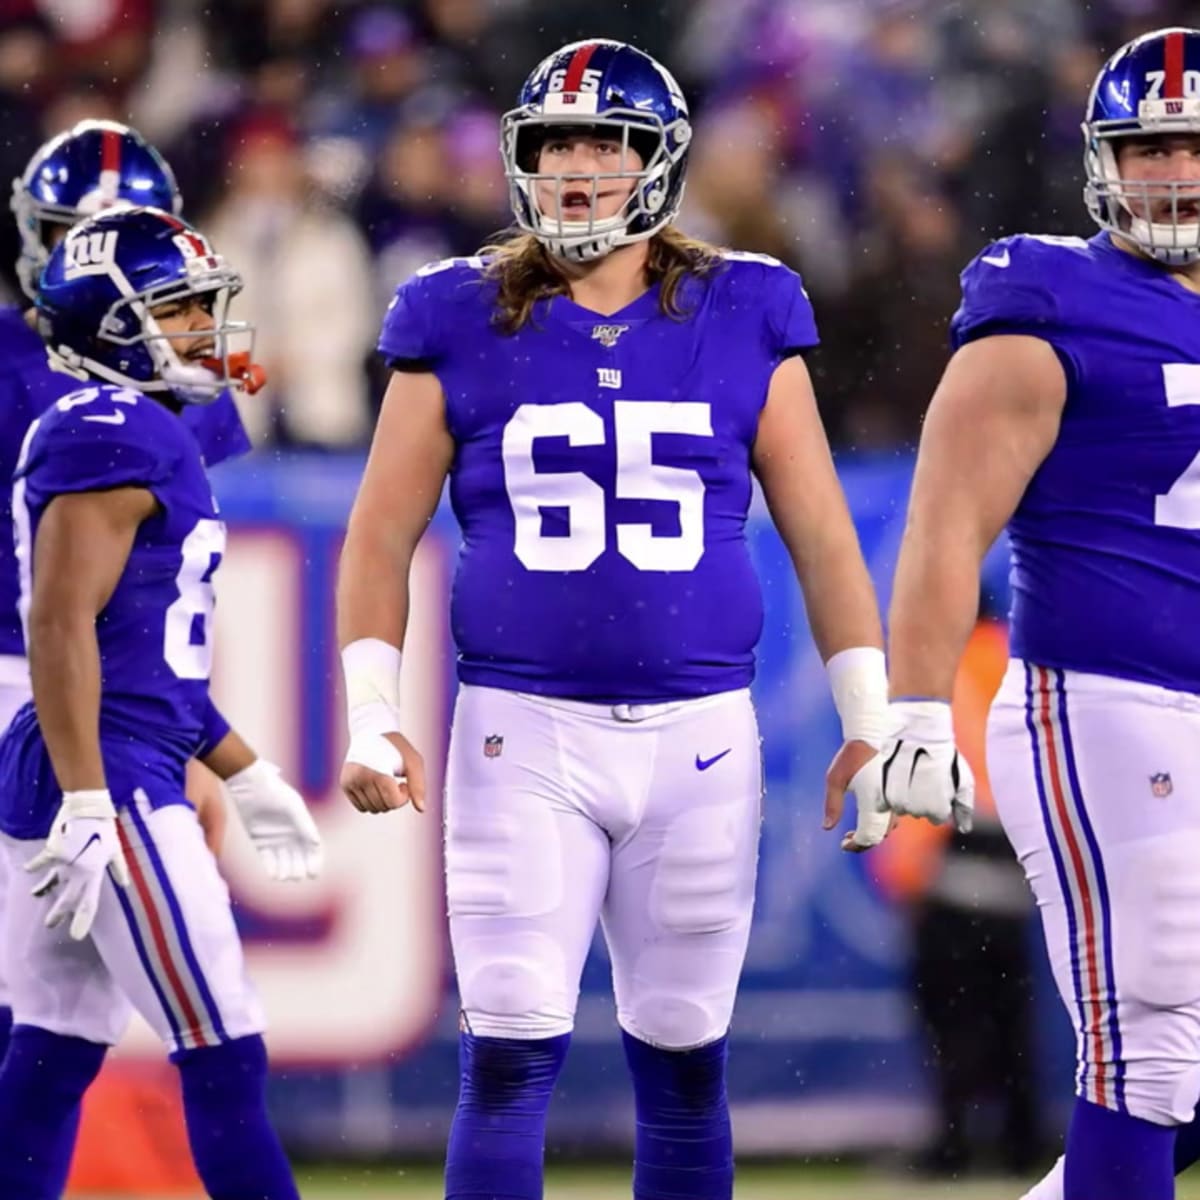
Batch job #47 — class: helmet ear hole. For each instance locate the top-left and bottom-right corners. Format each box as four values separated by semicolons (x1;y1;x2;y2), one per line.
514;127;543;173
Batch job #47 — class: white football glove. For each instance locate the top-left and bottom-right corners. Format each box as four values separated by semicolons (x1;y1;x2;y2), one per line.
842;755;892;850
225;759;323;881
26;788;131;940
880;700;975;833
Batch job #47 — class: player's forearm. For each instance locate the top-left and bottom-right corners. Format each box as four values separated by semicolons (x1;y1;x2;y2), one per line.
28;611;106;791
791;527;884;661
887;520;983;700
335;513;415;653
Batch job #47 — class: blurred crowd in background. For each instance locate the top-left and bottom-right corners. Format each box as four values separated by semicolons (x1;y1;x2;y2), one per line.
0;0;1189;449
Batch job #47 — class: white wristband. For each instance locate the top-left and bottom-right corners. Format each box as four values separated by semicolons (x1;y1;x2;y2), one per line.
826;647;890;748
61;788;117;819
341;638;403;738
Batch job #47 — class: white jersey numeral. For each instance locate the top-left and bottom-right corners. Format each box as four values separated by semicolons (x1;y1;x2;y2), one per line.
501;401;713;572
163;518;225;679
1156;364;1200;529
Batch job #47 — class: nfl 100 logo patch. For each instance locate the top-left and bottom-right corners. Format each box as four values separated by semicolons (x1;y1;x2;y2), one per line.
1150;771;1173;798
483;735;504;759
591;323;629;348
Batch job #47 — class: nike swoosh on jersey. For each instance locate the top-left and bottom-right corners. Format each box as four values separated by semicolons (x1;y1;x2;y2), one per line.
82;412;126;425
695;749;732;771
981;248;1011;268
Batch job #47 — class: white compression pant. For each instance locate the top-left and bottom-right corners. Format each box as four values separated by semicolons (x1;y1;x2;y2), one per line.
446;684;763;1050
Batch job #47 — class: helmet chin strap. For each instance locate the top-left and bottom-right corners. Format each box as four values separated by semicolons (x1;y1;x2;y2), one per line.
535;216;625;262
1125;213;1200;264
143;309;227;404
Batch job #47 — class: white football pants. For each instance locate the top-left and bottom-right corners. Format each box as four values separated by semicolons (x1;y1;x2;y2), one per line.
446;684;763;1050
1;794;263;1053
990;661;1200;1128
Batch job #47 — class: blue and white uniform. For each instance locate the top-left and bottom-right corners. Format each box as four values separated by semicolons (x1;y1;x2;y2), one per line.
379;251;814;1048
963;233;1200;1126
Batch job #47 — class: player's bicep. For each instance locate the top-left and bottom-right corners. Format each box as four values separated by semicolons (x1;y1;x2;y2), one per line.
911;334;1066;553
31;488;158;621
348;370;454;554
751;356;855;560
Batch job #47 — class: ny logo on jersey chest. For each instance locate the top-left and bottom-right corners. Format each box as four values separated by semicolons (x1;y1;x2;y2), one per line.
597;368;622;390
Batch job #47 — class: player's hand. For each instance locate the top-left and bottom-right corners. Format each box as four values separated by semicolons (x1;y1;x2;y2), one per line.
879;700;975;833
341;730;425;815
824;739;893;852
25;788;130;940
225;759;323;881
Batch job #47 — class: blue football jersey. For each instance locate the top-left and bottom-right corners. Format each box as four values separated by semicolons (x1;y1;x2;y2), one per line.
951;232;1200;693
0;305;249;660
0;383;225;838
378;251;819;701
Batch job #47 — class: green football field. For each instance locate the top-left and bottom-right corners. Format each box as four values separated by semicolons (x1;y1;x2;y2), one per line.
75;1161;1200;1199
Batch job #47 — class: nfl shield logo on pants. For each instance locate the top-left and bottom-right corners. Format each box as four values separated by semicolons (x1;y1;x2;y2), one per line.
483;735;504;759
1150;772;1173;798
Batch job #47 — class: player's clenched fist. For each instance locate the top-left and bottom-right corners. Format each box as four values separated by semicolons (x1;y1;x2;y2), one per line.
339;636;425;814
341;730;426;814
879;700;974;833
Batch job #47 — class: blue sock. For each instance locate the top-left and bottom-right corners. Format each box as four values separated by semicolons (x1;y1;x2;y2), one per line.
1176;1109;1200;1173
621;1030;733;1200
0;1024;104;1200
1065;1097;1175;1199
445;1032;571;1200
173;1034;299;1200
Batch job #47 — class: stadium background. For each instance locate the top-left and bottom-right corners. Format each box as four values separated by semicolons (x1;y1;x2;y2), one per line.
3;0;1197;1196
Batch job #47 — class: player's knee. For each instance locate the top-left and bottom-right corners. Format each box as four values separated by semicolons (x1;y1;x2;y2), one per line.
458;937;573;1038
1118;1055;1200;1126
1123;835;1200;1009
622;993;724;1050
650;808;749;937
463;955;546;1018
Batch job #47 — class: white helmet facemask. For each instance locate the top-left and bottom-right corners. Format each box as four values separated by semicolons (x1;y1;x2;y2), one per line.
502;114;690;263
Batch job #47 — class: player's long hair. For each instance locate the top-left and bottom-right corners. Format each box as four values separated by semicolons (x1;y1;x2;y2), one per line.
481;227;724;335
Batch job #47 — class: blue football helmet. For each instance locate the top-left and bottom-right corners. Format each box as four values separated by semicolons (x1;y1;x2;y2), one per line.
1084;26;1200;265
12;119;182;299
36;207;262;405
501;39;692;262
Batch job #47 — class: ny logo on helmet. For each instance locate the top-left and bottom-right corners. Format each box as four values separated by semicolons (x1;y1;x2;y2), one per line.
63;229;117;278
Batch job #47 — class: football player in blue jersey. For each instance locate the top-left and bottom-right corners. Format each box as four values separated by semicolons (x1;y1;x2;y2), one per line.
881;25;1200;1200
0;119;257;1075
337;38;891;1200
0;207;320;1200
